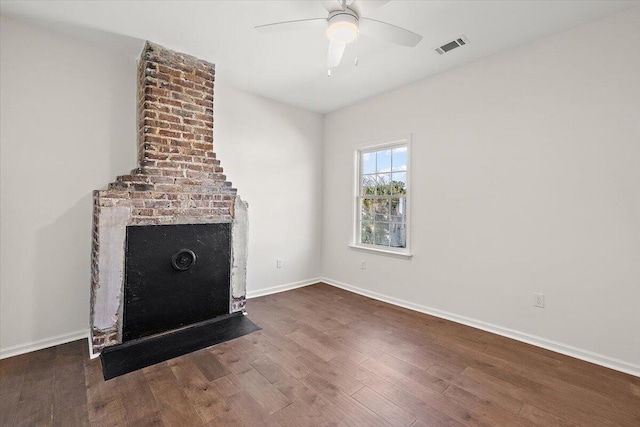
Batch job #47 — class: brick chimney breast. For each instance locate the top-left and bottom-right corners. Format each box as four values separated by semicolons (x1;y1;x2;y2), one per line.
89;42;248;354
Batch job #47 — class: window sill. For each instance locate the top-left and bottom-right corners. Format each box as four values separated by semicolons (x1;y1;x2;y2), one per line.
348;244;413;259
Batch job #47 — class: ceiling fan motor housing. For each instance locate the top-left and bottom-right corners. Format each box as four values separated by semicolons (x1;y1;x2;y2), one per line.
327;8;359;43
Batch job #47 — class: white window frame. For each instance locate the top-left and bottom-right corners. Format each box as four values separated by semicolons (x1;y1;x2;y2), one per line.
350;137;412;258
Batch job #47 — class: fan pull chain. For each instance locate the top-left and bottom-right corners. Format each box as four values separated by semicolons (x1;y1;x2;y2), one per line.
354;32;359;66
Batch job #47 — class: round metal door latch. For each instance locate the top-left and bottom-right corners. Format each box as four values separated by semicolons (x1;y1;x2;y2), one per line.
171;249;197;271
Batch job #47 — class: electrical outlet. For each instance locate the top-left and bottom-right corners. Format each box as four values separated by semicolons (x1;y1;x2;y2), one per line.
533;293;545;308
276;259;283;269
360;260;366;270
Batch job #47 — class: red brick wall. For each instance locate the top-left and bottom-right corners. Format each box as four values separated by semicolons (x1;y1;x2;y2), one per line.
97;41;236;223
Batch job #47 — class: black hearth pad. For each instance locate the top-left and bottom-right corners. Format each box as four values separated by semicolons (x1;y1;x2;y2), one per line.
99;313;260;380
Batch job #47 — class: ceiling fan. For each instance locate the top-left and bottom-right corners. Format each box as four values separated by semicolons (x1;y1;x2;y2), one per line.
255;0;423;74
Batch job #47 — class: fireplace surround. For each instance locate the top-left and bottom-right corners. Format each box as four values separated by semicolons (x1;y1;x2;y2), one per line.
89;42;248;356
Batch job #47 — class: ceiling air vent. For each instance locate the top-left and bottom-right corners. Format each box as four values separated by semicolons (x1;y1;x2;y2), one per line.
434;35;469;55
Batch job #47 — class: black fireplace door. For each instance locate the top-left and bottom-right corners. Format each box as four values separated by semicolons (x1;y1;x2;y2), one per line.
123;223;231;341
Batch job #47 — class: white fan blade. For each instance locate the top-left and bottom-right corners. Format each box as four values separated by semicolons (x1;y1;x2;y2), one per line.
327;40;347;68
359;18;423;47
322;0;341;12
255;18;326;33
350;0;389;14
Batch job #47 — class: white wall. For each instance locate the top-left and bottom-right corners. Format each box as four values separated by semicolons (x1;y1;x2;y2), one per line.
0;16;323;357
322;8;640;374
2;8;638;375
0;16;137;355
214;85;323;297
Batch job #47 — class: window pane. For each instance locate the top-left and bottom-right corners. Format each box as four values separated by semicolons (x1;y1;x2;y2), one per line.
377;174;391;195
356;142;408;252
360;198;373;220
374;222;390;246
391;172;407;195
392;147;407;171
389;222;406;248
362;175;376;196
373;199;389;221
362;152;376;175
361;221;373;244
377;149;391;173
390;197;406;221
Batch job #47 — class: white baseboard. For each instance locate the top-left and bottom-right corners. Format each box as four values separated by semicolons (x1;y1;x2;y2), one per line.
246;277;320;299
321;277;640;378
0;329;90;360
6;278;636;378
1;278;318;360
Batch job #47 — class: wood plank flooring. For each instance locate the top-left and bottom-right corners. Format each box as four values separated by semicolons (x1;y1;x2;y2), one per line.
1;283;638;426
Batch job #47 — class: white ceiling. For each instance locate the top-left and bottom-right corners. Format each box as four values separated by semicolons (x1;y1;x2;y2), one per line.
1;0;638;113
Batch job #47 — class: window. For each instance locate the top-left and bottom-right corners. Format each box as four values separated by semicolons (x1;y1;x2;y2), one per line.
354;140;410;255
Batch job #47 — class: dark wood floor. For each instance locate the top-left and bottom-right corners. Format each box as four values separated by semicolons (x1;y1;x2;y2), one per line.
1;283;639;426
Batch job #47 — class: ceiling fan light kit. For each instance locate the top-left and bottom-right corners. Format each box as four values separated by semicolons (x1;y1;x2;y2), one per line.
327;10;359;43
